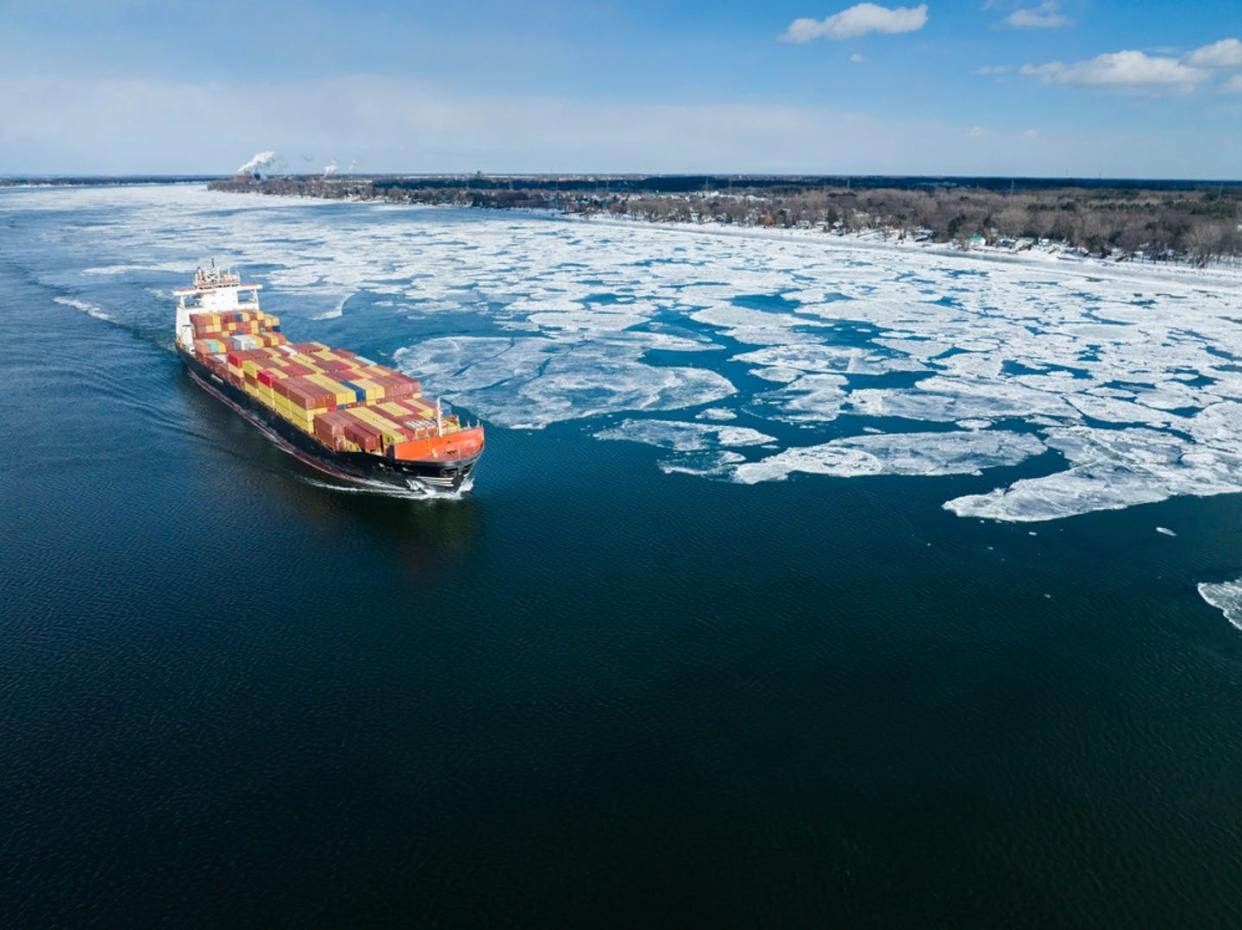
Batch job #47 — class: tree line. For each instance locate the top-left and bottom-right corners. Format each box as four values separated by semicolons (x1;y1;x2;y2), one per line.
208;177;1242;264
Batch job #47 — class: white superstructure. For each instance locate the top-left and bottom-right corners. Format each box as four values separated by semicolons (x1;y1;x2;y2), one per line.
173;265;262;351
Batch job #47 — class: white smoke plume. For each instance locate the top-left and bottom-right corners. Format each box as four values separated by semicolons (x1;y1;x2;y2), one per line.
236;150;278;175
323;160;338;177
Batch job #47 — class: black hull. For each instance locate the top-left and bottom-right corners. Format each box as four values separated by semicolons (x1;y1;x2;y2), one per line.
180;350;480;493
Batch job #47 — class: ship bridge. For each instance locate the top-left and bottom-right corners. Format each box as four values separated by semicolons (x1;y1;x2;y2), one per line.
174;264;263;349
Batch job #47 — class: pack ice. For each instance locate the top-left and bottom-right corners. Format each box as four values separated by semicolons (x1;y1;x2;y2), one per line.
32;184;1242;523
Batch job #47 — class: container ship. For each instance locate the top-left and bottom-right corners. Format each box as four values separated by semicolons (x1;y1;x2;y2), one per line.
174;266;483;493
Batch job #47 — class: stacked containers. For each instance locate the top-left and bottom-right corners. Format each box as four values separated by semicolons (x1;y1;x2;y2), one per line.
190;311;469;457
193;337;229;355
275;377;336;432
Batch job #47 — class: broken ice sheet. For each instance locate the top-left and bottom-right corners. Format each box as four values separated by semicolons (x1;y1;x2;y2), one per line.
732;430;1045;485
395;335;735;429
1198;579;1242;632
42;184;1242;522
944;425;1242;522
595;419;775;452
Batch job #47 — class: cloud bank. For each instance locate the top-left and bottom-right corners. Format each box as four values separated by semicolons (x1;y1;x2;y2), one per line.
1186;38;1242;70
782;3;928;43
1020;38;1242;95
1021;50;1207;91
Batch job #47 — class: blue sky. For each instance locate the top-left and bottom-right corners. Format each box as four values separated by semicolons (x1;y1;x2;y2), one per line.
1;0;1239;177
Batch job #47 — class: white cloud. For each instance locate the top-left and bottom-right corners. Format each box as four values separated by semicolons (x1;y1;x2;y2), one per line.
1223;74;1242;93
849;52;866;62
1020;50;1208;92
1006;1;1071;29
975;65;1009;76
968;125;986;137
1186;38;1242;69
781;3;928;43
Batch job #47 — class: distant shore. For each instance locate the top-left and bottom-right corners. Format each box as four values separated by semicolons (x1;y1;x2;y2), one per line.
207;174;1242;267
0;176;218;188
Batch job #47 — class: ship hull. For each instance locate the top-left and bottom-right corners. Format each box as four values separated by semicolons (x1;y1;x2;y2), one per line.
179;349;480;493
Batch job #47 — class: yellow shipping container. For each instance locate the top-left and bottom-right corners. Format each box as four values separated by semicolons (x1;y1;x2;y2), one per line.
351;379;384;402
280;408;315;430
350;406;404;446
291;400;330;422
348;405;389;427
306;373;355;407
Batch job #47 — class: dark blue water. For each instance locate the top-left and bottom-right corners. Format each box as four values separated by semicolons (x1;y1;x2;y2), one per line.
3;186;1242;928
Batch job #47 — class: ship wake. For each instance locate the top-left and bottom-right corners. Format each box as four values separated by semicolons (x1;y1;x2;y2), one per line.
299;476;469;501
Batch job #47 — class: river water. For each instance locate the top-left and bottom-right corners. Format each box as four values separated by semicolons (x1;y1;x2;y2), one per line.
3;184;1241;928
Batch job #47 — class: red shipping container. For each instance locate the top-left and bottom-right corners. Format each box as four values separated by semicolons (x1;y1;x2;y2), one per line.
280;377;334;410
313;409;352;446
226;348;273;368
342;415;382;452
257;368;289;387
377;376;417;400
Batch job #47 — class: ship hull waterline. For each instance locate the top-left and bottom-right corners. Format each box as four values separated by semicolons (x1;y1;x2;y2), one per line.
179;349;481;494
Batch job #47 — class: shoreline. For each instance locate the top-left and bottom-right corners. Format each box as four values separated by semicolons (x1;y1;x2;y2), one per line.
563;211;1242;288
207;185;1242;288
206;174;1242;272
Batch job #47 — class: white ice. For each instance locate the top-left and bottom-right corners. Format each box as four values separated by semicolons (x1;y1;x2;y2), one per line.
16;183;1242;522
394;335;734;429
732;430;1045;485
945;421;1242;522
1197;579;1242;631
595;419;775;452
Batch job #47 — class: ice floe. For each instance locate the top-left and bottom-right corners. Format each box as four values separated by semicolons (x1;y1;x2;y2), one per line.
944;425;1242;522
732;430;1045;485
394;335;734;429
758;374;850;423
595;419;775;452
658;451;746;477
733;344;926;378
847;376;1077;423
1197;579;1242;631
